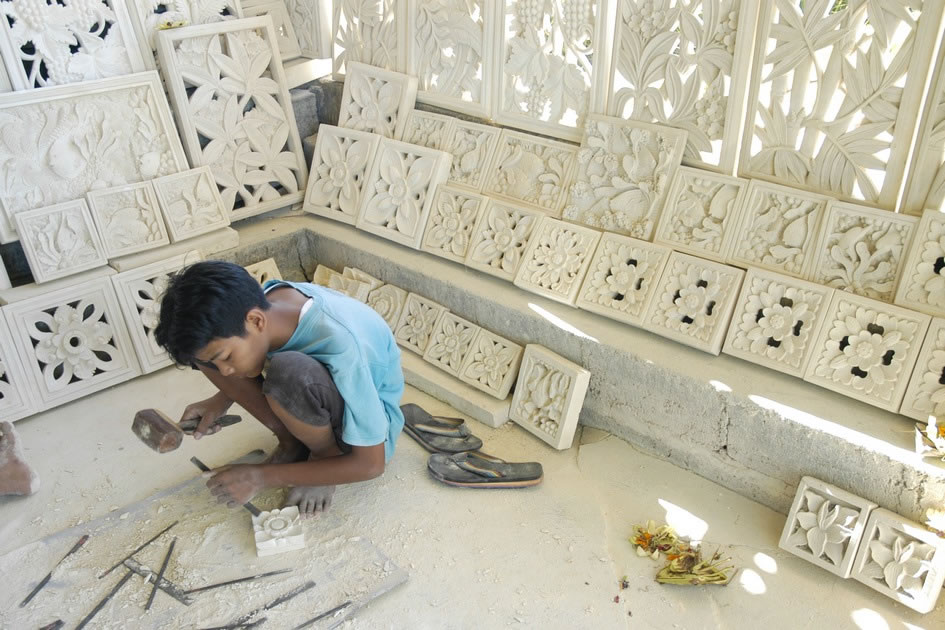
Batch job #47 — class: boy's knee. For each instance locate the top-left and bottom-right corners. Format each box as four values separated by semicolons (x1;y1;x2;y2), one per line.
263;352;342;426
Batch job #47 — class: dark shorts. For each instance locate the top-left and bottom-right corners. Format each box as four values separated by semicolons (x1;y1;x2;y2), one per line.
261;351;349;453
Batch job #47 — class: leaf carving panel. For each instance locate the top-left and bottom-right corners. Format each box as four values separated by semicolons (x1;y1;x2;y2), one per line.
743;1;942;207
563;115;686;239
87;182;169;258
401;110;454;151
332;0;399;75
127;0;242;60
303;125;379;225
484;130;577;214
152;167;231;242
0;0;145;89
444;120;500;191
337;62;417;140
15;200;106;283
284;0;330;58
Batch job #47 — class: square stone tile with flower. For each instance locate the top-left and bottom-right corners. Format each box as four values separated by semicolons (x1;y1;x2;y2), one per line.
337;61;418;140
423;311;481;377
458;329;522;400
514;217;601;306
420;186;488;263
393;293;446;355
464;200;544;281
895;208;945;318
303;125;380;225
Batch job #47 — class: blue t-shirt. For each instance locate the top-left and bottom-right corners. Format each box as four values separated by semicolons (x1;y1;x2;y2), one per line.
263;280;405;461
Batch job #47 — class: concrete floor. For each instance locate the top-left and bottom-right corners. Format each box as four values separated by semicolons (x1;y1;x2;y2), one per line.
1;366;942;629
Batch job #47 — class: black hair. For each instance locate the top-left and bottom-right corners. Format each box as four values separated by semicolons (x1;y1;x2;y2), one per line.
154;260;270;366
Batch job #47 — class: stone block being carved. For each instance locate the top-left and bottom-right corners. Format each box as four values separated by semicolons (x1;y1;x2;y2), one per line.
252;506;304;557
0;72;188;243
722;268;833;378
126;0;243;67
0;0;147;90
851;508;945;614
808;201;917;303
509;344;590;450
112;253;200;373
15;200;108;284
563;115;686;240
355;138;451;249
804;292;931;412
242;1;303;61
393;293;446;355
152;167;232;243
727;180;831;279
779;476;876;579
458;329;523;400
0;313;38;423
642;252;745;355
245;258;282;285
86;182;170;259
156;17;308;221
483;130;578;216
575;233;671;327
367;283;407;330
653;167;749;262
423;311;481;378
464;200;543;282
302;125;380;225
900;318;945;422
894;209;945;318
3;275;140;409
337;61;418;140
420;186;488;264
443;119;501;192
514;217;601;306
401;110;455;151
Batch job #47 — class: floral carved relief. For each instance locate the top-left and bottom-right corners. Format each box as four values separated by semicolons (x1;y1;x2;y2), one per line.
0;0;145;89
901;319;945;422
284;0;330;58
367;283;407;330
0;316;34;422
895;210;945;318
484;130;577;214
423;312;480;376
152;167;230;242
15;200;106;283
401;110;454;151
444;120;500;191
242;2;302;61
420;186;486;263
337;62;417;140
514;218;600;305
465;201;542;281
563;116;686;239
303;125;379;224
394;293;445;354
332;0;398;75
458;330;522;399
86;182;169;258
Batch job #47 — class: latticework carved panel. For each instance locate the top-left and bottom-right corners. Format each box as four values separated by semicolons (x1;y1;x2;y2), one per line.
152;167;232;243
126;0;243;67
332;0;400;76
514;217;601;306
243;1;302;61
420;186;488;264
284;0;330;58
483;129;578;215
302;125;380;225
0;311;37;422
337;61;418;140
464;199;543;281
86;182;170;258
15;200;107;284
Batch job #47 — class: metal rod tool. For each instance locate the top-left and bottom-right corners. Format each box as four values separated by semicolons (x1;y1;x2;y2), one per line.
76;569;133;630
99;520;178;579
145;537;177;611
184;568;293;595
199;581;317;630
190;456;261;516
20;534;89;607
123;558;192;605
291;600;352;629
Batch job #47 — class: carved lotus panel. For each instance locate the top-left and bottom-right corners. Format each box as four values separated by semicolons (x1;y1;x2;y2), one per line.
152;167;231;242
444;120;500;192
894;209;945;318
514;217;601;305
420;186;487;264
423;311;480;377
367;283;408;330
401;110;454;151
465;201;543;281
483;130;577;214
332;0;399;75
15;200;107;284
393;293;446;354
563;115;686;240
303;125;379;225
86;182;169;258
458;329;522;399
337;62;417;140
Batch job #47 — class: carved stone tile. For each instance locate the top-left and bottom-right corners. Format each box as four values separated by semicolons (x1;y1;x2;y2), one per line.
400;110;455;151
327;274;371;302
851;508;945;614
86;182;170;258
808;201;917;303
152;167;232;243
900;318;945;423
0;0;147;89
642;252;745;355
723;268;833;378
483;129;578;215
337;61;418;140
894;209;945;318
653;167;749;262
242;1;302;61
779;476;876;579
420;186;488;264
367;283;407;330
514;217;601;306
464;200;543;282
331;0;399;76
458;329;523;400
15;200;108;284
563;115;686;240
252;505;304;557
0;72;188;243
393;293;446;355
126;0;243;66
443;119;501;192
0;311;38;422
3;275;140;408
575;232;671;327
355;138;451;249
342;267;382;293
155;17;308;221
283;0;330;58
804;292;931;412
112;253;198;373
311;263;341;287
422;311;481;378
508;344;590;450
302;125;380;225
727;180;831;279
245;258;281;285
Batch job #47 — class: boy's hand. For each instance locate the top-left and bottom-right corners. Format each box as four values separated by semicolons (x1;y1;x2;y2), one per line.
180;392;233;440
206;465;265;507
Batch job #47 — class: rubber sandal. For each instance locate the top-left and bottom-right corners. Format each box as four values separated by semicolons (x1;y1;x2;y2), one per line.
401;403;483;454
427;452;543;488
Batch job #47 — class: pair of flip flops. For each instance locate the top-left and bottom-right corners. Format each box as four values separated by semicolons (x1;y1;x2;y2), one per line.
401;404;543;489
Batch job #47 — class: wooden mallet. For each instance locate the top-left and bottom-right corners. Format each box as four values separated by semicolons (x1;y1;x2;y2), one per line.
132;409;242;453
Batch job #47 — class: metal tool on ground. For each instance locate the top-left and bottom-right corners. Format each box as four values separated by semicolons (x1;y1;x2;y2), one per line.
145;537;177;611
123;558;193;605
200;581;317;630
20;534;89;607
184;568;293;595
38;620;63;630
291;600;352;629
76;569;134;630
99;520;178;578
133;408;242;453
190;456;261;516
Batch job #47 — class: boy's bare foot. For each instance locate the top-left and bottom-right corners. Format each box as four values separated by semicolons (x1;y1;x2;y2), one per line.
285;485;335;515
266;439;308;465
0;421;39;496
